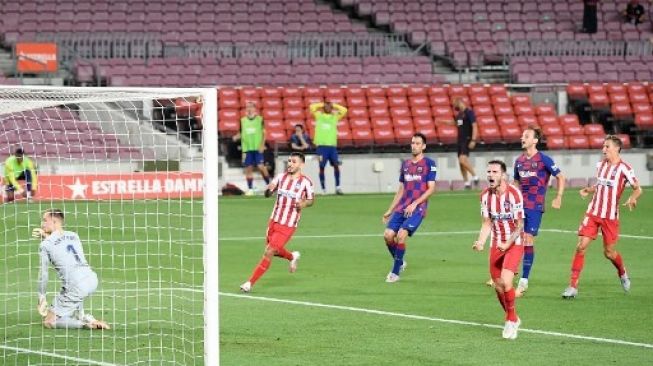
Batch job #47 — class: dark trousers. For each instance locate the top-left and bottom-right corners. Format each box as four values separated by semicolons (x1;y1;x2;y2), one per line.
583;5;597;33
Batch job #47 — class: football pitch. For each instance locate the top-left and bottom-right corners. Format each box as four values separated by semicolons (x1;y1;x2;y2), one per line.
220;189;653;366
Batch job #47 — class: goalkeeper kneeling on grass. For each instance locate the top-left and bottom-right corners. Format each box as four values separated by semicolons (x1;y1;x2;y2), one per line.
34;208;110;330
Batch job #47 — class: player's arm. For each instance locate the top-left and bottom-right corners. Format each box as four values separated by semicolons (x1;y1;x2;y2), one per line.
623;181;642;211
511;165;520;189
309;102;324;116
469;121;478;149
579;185;596;198
259;122;266;153
36;245;50;316
551;173;565;209
404;181;435;217
383;184;404;223
498;217;524;252
473;217;492;251
5;163;22;192
27;159;38;191
332;103;348;120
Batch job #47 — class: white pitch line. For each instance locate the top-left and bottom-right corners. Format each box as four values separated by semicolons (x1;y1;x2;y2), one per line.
220;229;653;241
221;292;653;349
0;344;121;366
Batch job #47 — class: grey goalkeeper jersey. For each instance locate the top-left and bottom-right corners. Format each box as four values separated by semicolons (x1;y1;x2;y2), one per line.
38;230;94;296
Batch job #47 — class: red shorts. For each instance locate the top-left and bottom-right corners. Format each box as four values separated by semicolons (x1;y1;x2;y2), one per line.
266;220;296;249
578;214;619;245
489;245;524;279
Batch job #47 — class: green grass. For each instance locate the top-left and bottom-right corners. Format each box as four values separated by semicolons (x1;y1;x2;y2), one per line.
0;200;204;365
219;189;653;366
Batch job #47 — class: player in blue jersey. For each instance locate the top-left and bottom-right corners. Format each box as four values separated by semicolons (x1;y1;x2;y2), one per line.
512;127;566;296
381;133;437;283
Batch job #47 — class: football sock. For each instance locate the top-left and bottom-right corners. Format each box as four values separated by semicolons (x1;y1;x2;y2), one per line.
334;165;341;187
504;288;517;322
495;289;507;312
319;167;326;190
275;248;293;261
609;253;626;277
263;175;270;185
391;243;406;275
53;317;85;329
385;241;397;258
570;252;585;288
246;177;254;190
522;245;535;280
249;257;271;285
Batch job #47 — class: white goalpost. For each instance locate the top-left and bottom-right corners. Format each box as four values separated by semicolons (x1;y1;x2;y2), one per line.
0;86;218;365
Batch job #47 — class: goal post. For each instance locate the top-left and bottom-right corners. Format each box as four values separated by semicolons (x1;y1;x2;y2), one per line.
0;86;218;365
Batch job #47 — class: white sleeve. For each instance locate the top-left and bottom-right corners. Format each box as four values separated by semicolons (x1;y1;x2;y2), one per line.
37;243;50;297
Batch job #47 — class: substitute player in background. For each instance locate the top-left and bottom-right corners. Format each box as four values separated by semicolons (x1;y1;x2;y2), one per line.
310;101;348;195
4;147;38;202
473;160;524;340
512;127;566;297
562;135;642;299
381;133;436;283
240;152;314;292
232;101;271;196
34;209;110;329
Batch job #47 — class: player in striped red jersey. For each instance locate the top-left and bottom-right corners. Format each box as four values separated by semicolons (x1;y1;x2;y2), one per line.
240;152;314;292
562;135;642;299
473;160;525;339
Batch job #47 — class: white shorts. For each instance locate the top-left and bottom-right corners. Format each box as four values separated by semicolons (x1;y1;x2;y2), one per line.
52;271;98;318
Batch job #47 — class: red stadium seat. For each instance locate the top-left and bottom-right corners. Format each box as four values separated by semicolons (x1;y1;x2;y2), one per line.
474;104;494;117
261;87;282;99
351;127;373;146
219;109;239;122
347;95;368;108
617;134;631;149
567;135;590;149
283;97;303;109
415;125;437;141
429;94;450;106
390;107;411;119
262;98;282;109
563;124;584;136
588;134;605;149
337;126;354;147
304;96;323;108
488;84;508;96
511;95;531;106
470;94;491;106
478;124;501;143
408;96;429;108
219;96;239;109
497;115;518;126
588;93;610;108
566;83;587;99
345;86;365;99
635;113;653;130
514;104;535;116
476;115;498;126
263;109;283;121
587;83;606;95
538;114;558;126
327;96;346;106
218;118;240;137
413;116;435;129
627;82;646;95
239;87;260;100
284;108;305;120
265;128;287;144
388;96;409;108
432;105;454;121
284;119;305;132
606;83;627;95
546;135;567;150
407;85;428;96
393;116;413;130
325;87;345;99
517;115;539;129
468;84;488;96
411;106;432;118
240;96;260;108
281;87;302;98
583;124;605;136
348;107;369;119
368;96;389;108
366;86;386;97
609;93;629;104
373;127;396;145
493;103;514;116
394;126;416;144
541;124;563;137
387;85;407;97
218;88;238;100
500;124;522;142
264;118;284;131
558;114;580;127
629;92;650;104
448;85;467;96
428;85;448;96
611;103;633;119
449;95;470;106
303;86;324;98
436;124;458;144
535;103;556;116
491;94;510;105
371;117;392;130
349;117;371;130
369;106;390;118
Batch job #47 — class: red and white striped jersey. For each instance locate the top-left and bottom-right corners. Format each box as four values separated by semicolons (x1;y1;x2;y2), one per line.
269;172;314;227
586;159;638;219
481;185;524;247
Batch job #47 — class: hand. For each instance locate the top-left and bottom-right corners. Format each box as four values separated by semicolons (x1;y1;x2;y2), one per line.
32;228;46;239
295;200;305;210
258;146;265;154
403;203;417;217
382;211;392;224
551;196;562;209
623;197;637;211
37;295;48;317
579;187;590;199
496;242;510;252
15;187;24;195
468;140;476;149
472;240;484;251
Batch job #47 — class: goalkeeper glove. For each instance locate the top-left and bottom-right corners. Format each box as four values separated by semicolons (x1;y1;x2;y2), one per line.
37;295;48;317
32;228;45;239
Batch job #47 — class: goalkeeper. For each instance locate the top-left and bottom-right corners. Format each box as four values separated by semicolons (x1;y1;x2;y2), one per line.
34;208;110;330
4;147;37;202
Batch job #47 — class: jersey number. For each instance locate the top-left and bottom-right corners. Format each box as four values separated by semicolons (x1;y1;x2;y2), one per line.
66;245;82;264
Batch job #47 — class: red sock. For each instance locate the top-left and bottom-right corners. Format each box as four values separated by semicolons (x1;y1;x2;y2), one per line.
570;252;585;288
249;257;271;285
495;290;507;312
275;247;293;261
609;253;626;277
504;288;517;322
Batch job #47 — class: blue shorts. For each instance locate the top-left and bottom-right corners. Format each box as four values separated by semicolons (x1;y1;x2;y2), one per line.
524;208;543;236
243;151;264;167
386;212;424;237
316;146;339;168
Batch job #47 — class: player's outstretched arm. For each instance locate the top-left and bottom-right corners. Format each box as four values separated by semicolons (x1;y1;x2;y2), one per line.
473;217;492;251
623;183;642;211
579;185;596;198
264;180;278;198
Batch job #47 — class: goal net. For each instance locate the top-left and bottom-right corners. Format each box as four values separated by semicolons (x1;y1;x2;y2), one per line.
0;86;218;365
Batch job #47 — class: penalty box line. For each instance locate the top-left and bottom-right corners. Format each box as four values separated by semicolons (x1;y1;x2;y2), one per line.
221;292;653;349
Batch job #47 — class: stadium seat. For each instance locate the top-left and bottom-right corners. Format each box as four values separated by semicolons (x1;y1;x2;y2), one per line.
609;93;629;104
473;104;494;117
304;96;324;107
429;94;450;106
406;85;428;96
263;109;283;121
325;87;345;99
436;124;458;144
263;118;284;131
393;116;413;130
635;113;653;130
265;128;287;144
517;115;539;129
567;134;590;149
606;83;627;95
218;96;239;109
588;134;605;149
629;92;650;105
432;105;454;121
218;118;240;137
337;127;354;147
589;93;610;109
491;94;511;105
617;134;631;149
413;116;435;129
282;87;302;98
448;85;467;96
558;114;580;127
261;87;282;99
493;103;514;116
497;114;518;127
546;135;568;150
345;86;366;99
239;87;260;101
283;97;303;109
632;103;652;115
541;124;563;137
348;107;369;119
470;94;491;106
371;117;392;130
373;127;395;145
262;98;282;110
500;123;522;142
284;108;305;120
387;85;407;98
351;128;374;146
584;124;605;136
411;106;432;118
511;95;531;106
389;96;409;108
587;83;607;95
415;125;437;141
611;103;633;120
513;104;535;116
535;104;556;116
303;86;324;98
476;115;497;126
347;95;367;108
428;85;448;97
409;96;429;108
395;126;415;144
349;117;371;130
538;115;558;126
366;86;386;97
370;107;390;118
368;96;389;108
566;83;587;100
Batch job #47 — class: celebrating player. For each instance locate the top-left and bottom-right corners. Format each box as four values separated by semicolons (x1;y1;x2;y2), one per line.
381;133;436;283
512;127;566;297
562;135;642;299
473;160;524;339
240;152;314;292
310;101;348;195
4;147;38;202
34;209;110;329
233;101;271;196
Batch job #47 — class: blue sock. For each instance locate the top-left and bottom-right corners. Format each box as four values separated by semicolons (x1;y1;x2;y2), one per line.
392;243;406;275
522;246;535;279
246;177;253;190
263;175;270;184
319;168;326;190
334;166;341;187
386;242;397;258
